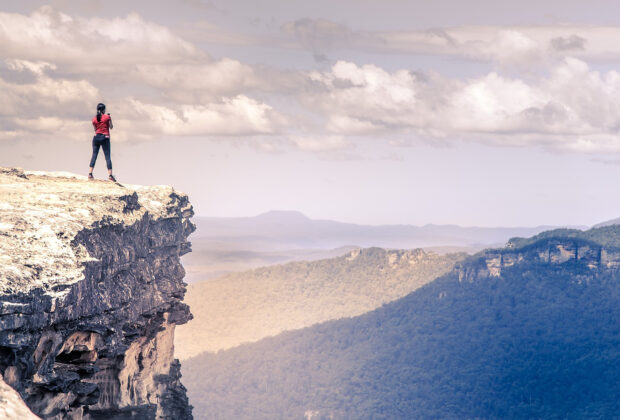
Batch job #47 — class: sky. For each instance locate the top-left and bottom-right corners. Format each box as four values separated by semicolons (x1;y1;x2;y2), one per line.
2;1;620;226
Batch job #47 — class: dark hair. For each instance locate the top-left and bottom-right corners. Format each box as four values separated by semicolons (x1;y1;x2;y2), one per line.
96;103;106;123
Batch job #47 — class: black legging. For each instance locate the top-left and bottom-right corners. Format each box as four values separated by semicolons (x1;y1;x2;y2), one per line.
89;134;112;170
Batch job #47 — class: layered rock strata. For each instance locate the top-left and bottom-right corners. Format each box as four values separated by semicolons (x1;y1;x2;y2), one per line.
457;236;620;282
0;168;194;419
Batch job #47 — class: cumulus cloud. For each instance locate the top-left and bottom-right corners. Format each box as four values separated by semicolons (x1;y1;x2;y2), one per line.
133;59;259;103
304;58;620;153
0;7;283;142
306;61;447;134
0;60;99;136
0;6;199;67
0;6;262;97
0;61;100;141
124;96;283;138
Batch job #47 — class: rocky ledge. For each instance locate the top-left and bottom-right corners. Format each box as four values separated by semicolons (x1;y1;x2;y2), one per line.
0;168;194;419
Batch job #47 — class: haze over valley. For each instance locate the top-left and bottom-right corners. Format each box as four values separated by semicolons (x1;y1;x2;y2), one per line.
176;247;464;359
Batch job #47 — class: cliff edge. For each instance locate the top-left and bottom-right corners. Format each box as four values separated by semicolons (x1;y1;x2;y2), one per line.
0;168;195;419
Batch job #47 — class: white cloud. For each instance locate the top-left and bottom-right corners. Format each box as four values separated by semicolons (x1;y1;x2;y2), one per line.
448;72;549;133
478;30;542;68
133;59;259;102
0;7;283;142
5;59;56;76
0;6;200;68
0;61;99;116
0;6;265;100
307;61;421;128
376;25;620;67
0;62;99;141
122;96;282;138
372;26;548;67
282;19;620;68
305;58;620;153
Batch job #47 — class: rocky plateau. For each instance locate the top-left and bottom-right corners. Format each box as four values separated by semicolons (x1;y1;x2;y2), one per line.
0;167;194;419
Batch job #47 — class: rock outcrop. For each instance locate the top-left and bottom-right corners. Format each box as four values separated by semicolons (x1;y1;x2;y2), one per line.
457;236;620;283
0;168;194;419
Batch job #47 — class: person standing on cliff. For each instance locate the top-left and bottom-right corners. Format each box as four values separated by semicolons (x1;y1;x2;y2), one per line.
88;103;117;182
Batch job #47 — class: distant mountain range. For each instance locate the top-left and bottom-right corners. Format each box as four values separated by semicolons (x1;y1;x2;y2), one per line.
183;211;580;282
183;224;620;419
182;211;585;281
192;210;581;250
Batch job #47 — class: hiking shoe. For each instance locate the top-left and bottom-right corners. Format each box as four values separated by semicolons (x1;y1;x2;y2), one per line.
109;174;117;182
88;173;94;180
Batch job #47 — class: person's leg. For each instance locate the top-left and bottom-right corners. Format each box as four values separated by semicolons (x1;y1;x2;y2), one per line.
102;137;112;171
89;136;101;173
102;137;115;180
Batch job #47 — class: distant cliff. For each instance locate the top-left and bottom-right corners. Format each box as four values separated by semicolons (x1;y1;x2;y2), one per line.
0;168;194;419
458;227;620;282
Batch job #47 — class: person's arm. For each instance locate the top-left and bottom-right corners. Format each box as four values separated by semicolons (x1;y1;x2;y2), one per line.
93;119;97;132
108;114;113;130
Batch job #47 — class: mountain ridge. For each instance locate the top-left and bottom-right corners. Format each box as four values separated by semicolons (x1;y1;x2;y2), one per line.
200;210;578;230
192;212;585;250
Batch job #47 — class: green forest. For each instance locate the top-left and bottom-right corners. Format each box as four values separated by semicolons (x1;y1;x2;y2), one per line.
183;228;620;419
176;248;463;359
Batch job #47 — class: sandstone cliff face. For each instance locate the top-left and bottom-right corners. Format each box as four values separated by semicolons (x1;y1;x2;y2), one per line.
457;237;620;282
0;168;194;419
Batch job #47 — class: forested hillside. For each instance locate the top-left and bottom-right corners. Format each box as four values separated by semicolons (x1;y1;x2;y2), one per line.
176;248;464;359
183;227;620;419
